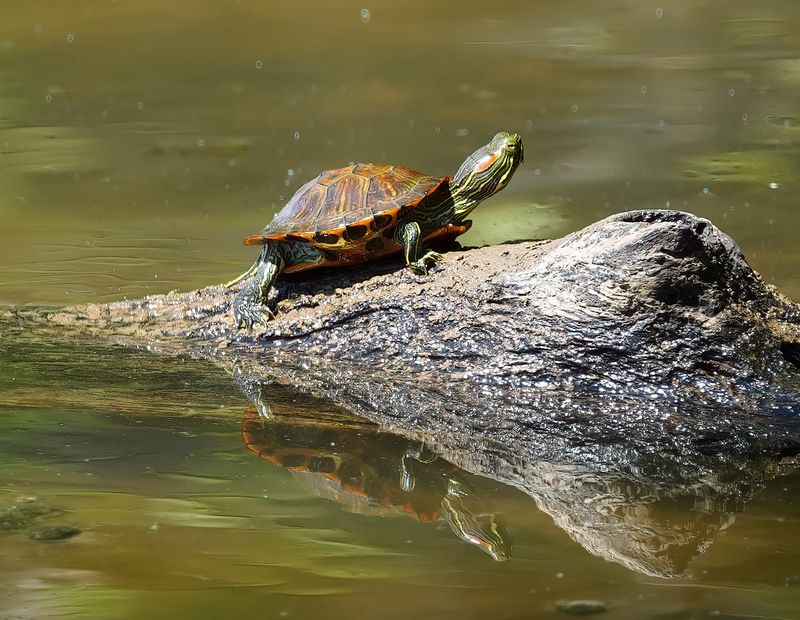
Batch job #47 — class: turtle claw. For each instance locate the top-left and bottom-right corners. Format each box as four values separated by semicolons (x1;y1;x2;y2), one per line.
424;251;444;264
233;300;275;330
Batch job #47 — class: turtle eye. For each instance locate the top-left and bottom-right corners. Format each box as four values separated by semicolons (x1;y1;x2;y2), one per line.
504;135;523;162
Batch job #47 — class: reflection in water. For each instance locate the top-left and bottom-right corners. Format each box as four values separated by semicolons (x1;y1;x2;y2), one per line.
1;1;800;612
236;371;799;578
433;438;799;578
0;321;798;618
494;462;740;577
241;407;511;561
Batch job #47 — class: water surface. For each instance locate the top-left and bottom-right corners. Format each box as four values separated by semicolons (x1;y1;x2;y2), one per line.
1;2;800;618
1;1;799;304
1;332;799;619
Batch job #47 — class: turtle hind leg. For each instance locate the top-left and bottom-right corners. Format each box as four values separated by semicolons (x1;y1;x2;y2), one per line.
232;243;285;329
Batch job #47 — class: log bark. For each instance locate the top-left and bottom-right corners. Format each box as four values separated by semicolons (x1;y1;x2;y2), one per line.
7;209;800;577
11;208;798;460
22;209;799;401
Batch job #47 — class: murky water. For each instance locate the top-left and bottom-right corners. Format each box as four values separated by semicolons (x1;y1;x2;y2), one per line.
1;1;800;618
2;1;800;305
1;332;799;619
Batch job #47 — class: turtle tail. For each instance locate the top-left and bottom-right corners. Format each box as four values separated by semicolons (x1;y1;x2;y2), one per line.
225;260;260;288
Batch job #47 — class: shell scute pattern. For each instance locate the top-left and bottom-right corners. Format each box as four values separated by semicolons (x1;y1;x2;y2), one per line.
246;164;444;247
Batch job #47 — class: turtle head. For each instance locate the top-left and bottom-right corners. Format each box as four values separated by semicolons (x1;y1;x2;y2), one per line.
451;131;524;222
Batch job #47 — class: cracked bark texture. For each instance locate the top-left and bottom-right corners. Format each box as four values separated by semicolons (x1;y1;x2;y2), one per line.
18;209;798;403
10;207;798;466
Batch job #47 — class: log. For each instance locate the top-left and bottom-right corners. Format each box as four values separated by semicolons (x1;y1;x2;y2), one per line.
23;209;799;399
12;207;798;460
7;208;800;577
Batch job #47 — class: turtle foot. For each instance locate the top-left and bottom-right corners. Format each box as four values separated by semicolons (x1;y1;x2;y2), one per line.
409;251;444;276
233;298;275;329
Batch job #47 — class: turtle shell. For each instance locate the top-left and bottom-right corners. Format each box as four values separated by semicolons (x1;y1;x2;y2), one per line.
244;163;454;269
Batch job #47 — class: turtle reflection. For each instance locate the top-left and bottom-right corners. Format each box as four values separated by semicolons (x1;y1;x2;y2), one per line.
241;407;511;561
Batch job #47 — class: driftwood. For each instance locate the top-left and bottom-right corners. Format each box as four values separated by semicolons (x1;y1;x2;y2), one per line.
8;209;800;577
12;208;800;463
27;209;799;401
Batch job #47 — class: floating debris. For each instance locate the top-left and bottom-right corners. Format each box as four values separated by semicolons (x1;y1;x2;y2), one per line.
0;497;62;530
555;600;608;615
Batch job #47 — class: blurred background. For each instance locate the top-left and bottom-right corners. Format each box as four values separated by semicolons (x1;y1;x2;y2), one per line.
1;0;799;306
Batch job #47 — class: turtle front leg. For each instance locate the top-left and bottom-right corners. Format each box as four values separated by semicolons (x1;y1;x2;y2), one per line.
232;243;285;328
400;221;444;276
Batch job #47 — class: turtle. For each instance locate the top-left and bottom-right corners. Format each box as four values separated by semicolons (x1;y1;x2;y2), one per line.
228;131;524;326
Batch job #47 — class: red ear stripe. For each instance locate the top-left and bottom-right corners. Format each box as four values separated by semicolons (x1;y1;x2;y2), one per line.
476;153;499;172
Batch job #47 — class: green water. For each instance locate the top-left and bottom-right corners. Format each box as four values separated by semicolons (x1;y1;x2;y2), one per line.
1;1;800;618
1;336;799;619
2;1;800;305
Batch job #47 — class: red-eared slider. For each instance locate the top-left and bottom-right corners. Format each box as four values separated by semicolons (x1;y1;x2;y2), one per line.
229;131;524;326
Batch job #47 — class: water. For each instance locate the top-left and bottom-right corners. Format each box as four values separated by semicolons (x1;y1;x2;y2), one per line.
2;1;800;305
1;1;800;618
1;336;799;619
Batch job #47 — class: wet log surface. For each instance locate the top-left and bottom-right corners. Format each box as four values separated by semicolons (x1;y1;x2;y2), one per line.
7;208;800;577
21;209;798;398
11;209;800;423
10;207;797;458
